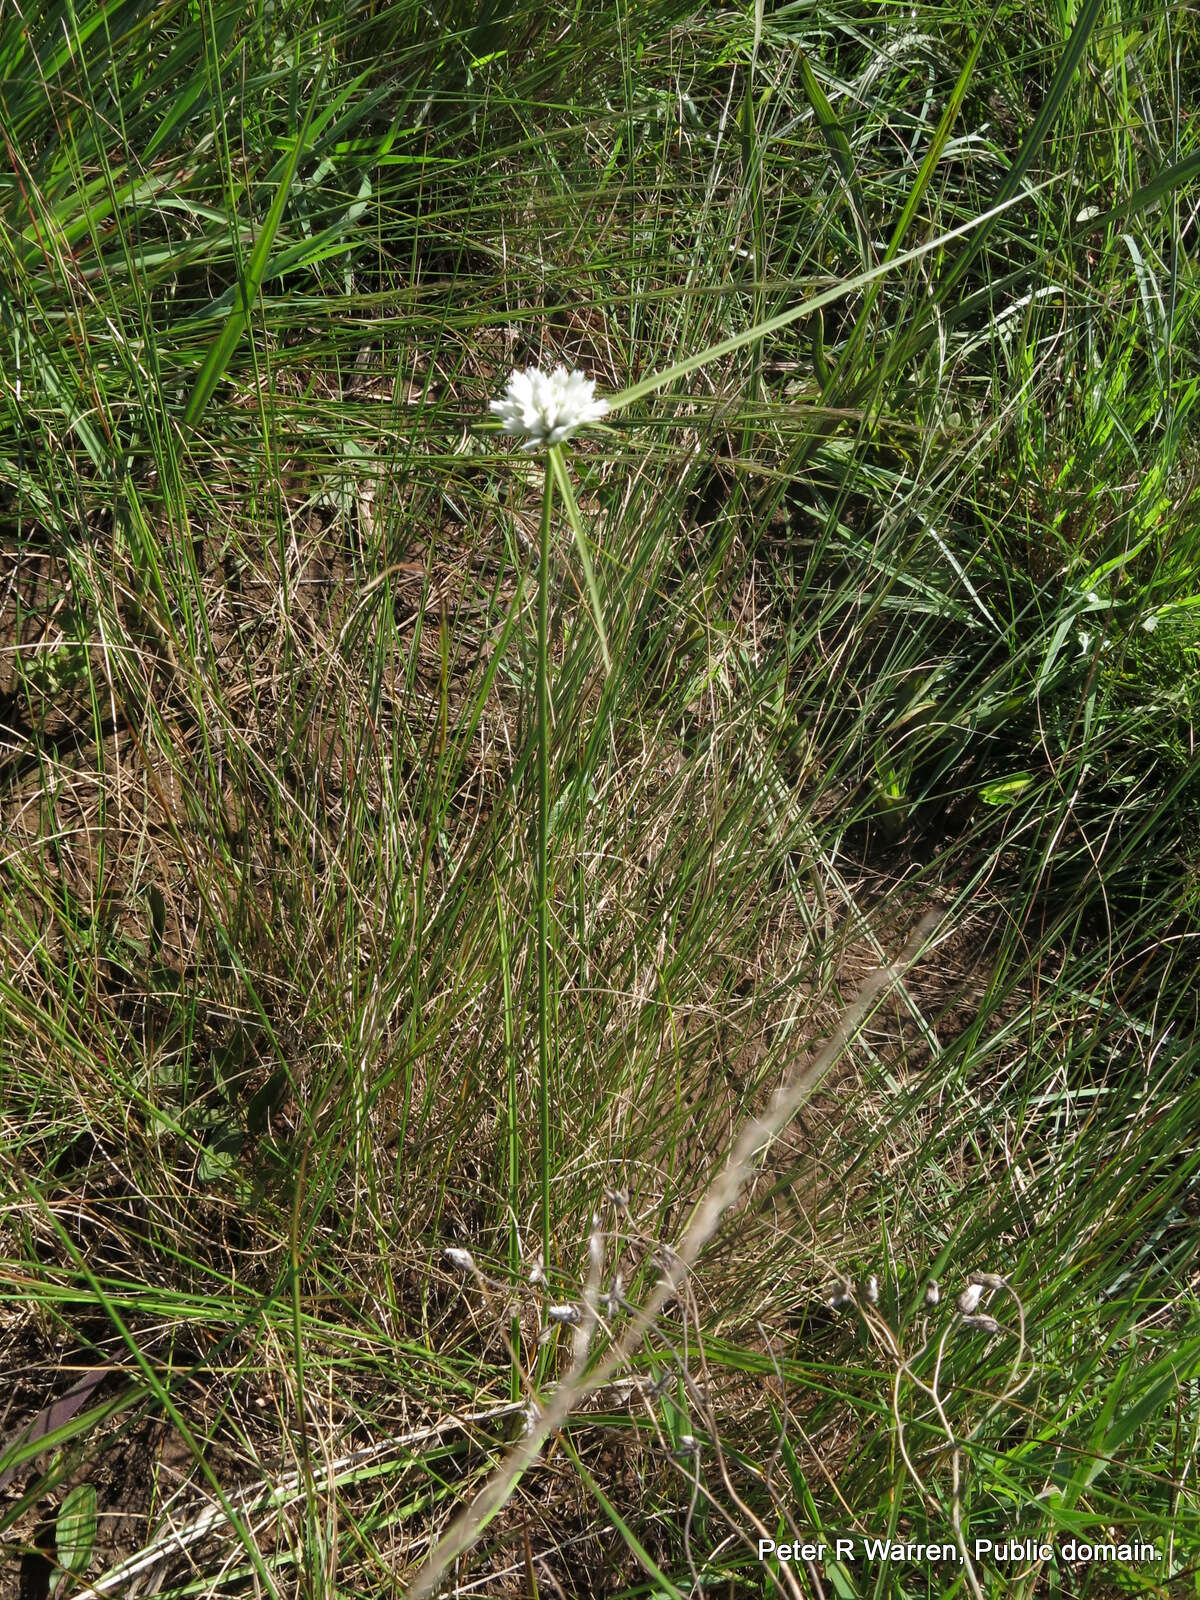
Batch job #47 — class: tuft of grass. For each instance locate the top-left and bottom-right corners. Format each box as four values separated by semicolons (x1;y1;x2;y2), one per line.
2;0;1199;1596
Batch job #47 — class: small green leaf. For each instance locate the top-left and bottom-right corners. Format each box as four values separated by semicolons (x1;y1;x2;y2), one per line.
197;1121;243;1182
146;885;167;954
547;444;611;672
247;1067;288;1134
979;774;1035;805
658;1379;690;1452
24;641;89;697
825;1558;859;1599
56;1482;97;1580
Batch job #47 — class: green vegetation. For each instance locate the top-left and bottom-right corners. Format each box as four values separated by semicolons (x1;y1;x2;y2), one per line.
2;0;1198;1595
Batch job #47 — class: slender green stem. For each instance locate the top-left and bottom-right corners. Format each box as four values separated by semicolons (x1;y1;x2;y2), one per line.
536;459;556;1279
494;872;521;1400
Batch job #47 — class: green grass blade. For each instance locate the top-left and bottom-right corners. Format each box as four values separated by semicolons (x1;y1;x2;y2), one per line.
560;1435;688;1600
183;60;326;427
606;187;1038;412
548;442;612;672
934;0;1105;305
795;47;872;269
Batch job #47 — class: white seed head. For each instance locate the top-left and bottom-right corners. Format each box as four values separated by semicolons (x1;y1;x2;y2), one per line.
956;1283;984;1315
924;1278;940;1306
600;1272;625;1317
828;1278;853;1310
443;1247;475;1272
547;1303;582;1325
489;364;609;452
862;1274;880;1305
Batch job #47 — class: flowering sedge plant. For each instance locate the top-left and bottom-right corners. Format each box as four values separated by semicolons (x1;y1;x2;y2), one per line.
489;364;609;452
488;363;613;672
481;193;1014;1360
487;363;614;1286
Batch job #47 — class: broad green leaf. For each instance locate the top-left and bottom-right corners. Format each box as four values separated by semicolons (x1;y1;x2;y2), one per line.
979;774;1035;805
795;48;871;270
146;885;167;954
55;1483;97;1580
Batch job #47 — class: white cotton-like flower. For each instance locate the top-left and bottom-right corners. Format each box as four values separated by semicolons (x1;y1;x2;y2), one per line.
956;1283;984;1315
547;1303;582;1325
489;364;609;452
828;1278;853;1310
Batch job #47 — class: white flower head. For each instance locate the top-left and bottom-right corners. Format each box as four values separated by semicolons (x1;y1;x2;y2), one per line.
490;364;609;452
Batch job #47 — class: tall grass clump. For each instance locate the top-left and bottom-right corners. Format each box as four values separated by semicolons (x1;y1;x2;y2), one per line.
2;0;1199;1596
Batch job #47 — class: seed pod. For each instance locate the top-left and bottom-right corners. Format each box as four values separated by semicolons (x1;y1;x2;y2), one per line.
969;1272;1006;1292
